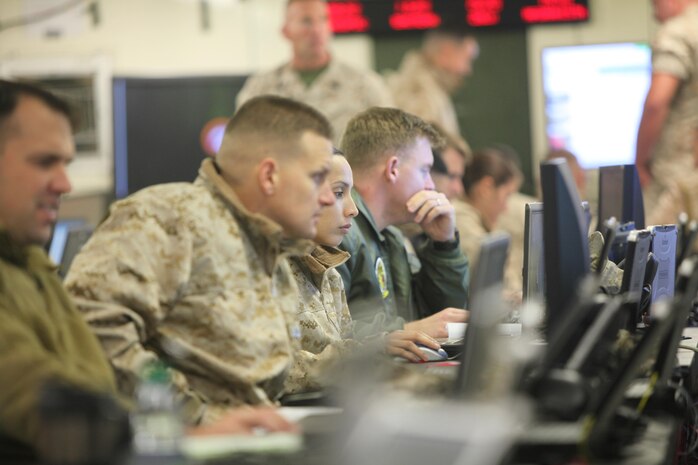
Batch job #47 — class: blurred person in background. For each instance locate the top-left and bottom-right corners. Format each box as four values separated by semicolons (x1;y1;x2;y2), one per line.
454;146;523;296
388;25;479;138
236;0;392;143
635;0;698;211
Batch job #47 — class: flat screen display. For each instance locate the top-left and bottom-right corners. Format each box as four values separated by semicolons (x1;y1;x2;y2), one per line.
542;42;651;169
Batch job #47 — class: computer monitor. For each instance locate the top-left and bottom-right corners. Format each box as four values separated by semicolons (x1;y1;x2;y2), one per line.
581;200;591;234
597;165;645;230
654;256;698;386
540;159;590;339
541;42;651;170
523;202;545;302
454;233;511;398
619;229;652;329
48;220;93;279
468;232;511;312
649;224;677;304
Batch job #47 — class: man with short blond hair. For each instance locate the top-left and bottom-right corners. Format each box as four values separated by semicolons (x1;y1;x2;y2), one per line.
236;0;392;143
338;107;469;339
66;95;336;424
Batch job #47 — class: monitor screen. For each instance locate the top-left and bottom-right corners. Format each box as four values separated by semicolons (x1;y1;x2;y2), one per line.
48;219;85;264
597;165;645;230
542;42;651;169
620;229;652;329
650;225;677;304
540;159;590;339
523;202;545;302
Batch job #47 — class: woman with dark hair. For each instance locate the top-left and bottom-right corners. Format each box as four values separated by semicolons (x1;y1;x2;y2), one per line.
454;146;522;292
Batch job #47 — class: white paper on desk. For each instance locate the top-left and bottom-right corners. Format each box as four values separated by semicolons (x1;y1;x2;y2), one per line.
181;432;302;460
447;322;467;339
278;406;343;424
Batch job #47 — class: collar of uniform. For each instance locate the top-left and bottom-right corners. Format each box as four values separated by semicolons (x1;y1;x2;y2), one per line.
0;229;55;270
352;190;387;243
198;159;315;275
402;50;461;94
296;245;350;289
281;59;338;86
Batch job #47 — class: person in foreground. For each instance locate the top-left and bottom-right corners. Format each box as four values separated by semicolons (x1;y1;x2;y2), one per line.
0;81;297;456
65;95;335;424
286;151;443;393
337;107;469;340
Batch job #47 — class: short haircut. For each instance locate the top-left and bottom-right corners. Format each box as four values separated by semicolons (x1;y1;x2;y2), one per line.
462;146;523;195
227;95;333;143
429;121;472;161
0;79;75;149
423;23;476;50
340;107;443;172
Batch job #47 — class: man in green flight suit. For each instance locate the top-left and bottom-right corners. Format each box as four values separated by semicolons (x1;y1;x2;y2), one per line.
337;107;469;340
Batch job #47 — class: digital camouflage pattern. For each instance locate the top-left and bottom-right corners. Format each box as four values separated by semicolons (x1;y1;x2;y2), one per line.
65;159;313;425
236;60;393;144
285;246;359;393
387;51;462;138
645;4;698;209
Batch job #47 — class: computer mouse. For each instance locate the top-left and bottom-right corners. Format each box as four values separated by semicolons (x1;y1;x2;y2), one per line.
415;344;448;362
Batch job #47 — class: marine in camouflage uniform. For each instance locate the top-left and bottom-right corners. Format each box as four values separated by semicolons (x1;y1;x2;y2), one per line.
387;51;462;139
285;245;359;394
638;2;698;211
66;159;313;425
236;60;393;145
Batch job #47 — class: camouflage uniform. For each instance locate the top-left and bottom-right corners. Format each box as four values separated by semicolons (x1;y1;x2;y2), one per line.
644;4;698;210
496;192;538;295
648;170;698;253
0;231;118;448
65;159;312;425
453;198;488;272
387;51;461;137
236;60;393;144
285;246;359;394
453;198;521;295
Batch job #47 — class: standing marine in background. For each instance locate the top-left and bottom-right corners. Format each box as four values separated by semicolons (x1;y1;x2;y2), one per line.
236;0;393;143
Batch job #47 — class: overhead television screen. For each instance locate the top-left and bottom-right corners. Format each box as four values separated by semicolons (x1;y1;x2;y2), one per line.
328;0;589;34
542;42;651;169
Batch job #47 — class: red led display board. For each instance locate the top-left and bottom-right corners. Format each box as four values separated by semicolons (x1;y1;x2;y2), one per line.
327;0;589;34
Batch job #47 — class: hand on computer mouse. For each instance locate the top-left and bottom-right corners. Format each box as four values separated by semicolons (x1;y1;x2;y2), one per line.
385;330;442;362
414;344;449;362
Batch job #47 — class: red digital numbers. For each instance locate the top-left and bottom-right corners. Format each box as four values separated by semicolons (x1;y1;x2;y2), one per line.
328;1;370;33
520;0;589;23
389;0;441;31
465;0;504;27
326;0;589;33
